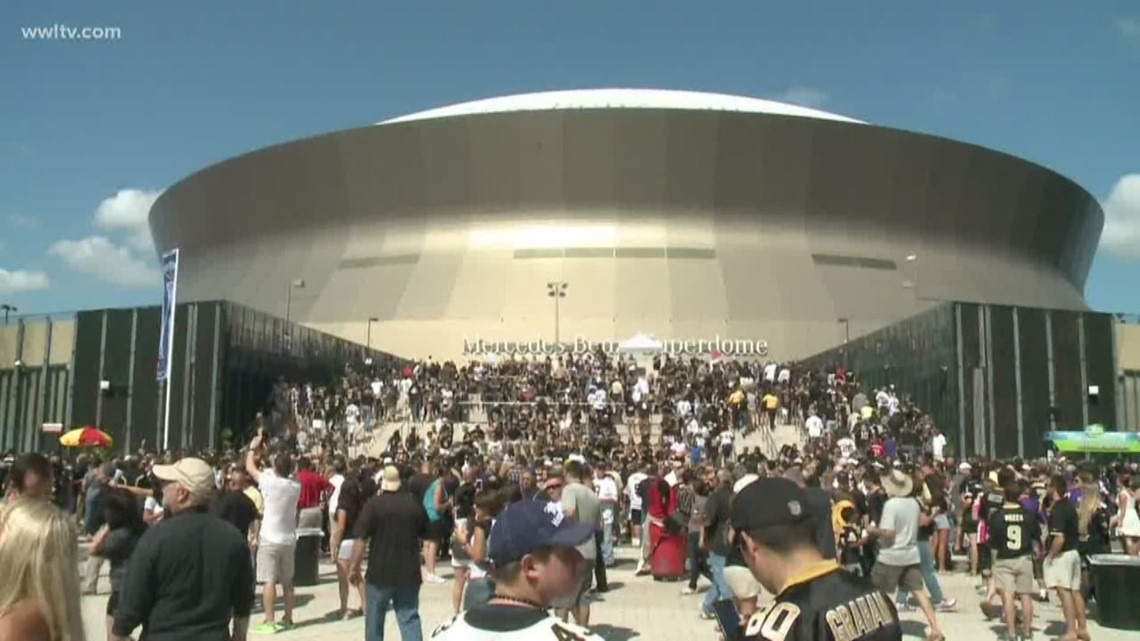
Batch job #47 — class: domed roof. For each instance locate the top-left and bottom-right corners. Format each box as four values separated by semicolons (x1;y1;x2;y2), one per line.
379;88;864;125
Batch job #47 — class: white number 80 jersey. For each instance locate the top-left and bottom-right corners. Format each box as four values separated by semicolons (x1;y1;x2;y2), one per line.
431;609;605;641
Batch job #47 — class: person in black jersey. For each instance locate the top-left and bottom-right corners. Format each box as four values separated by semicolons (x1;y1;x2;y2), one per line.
986;481;1041;641
730;477;902;641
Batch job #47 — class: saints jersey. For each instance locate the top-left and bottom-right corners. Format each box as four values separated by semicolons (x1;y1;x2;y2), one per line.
986;502;1040;559
431;604;604;641
743;561;901;641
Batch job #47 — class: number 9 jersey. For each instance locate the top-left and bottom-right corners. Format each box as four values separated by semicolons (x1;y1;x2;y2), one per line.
743;561;902;641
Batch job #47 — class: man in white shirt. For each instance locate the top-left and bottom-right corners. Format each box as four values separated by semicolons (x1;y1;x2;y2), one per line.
868;469;944;639
245;435;302;633
930;428;948;462
594;463;619;568
805;412;824;441
625;467;648;546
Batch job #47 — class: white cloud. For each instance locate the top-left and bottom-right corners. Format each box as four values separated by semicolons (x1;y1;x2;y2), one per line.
1116;17;1140;39
0;268;51;296
93;188;161;254
772;86;830;109
6;213;38;228
48;236;159;288
1100;174;1140;260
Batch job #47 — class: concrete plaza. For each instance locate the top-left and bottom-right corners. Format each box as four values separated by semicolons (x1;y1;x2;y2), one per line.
82;546;1136;640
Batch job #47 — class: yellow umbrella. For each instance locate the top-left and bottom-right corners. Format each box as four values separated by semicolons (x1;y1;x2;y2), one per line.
59;426;113;448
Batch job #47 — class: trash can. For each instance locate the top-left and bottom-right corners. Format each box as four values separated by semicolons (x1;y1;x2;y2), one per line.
293;527;324;587
1088;554;1140;630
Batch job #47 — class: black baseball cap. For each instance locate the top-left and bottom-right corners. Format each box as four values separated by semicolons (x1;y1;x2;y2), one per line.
489;500;595;566
730;477;811;532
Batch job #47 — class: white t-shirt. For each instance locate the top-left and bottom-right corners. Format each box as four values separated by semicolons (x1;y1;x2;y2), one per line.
837;436;857;459
877;497;921;566
431;608;603;640
258;469;301;545
806;415;824;438
626;472;647;511
328;473;345;518
595;476;619;503
931;434;947;461
763;363;777;382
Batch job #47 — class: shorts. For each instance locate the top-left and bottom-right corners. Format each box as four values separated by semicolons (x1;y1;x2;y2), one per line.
298;506;323;530
933;514;950;530
630;509;643;525
425;519;446;541
870;562;924;593
551;559;595;609
1043;549;1081;591
256;542;297;584
337;539;355;562
106;590;120;616
724;565;761;600
993;556;1035;594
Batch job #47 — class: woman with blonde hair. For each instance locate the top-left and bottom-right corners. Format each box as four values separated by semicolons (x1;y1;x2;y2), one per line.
0;498;86;641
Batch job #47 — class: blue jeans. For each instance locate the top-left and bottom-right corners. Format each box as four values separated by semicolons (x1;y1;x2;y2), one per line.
687;532;711;590
895;539;944;604
365;583;422;641
600;505;615;566
700;553;732;615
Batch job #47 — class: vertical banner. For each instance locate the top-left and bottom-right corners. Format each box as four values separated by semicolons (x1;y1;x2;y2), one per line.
156;249;180;381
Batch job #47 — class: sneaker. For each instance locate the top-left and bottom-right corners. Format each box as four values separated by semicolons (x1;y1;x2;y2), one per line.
681;587;697;595
277;620;295;632
252;622;278;635
936;598;958;612
895;602;916;613
425;574;446;584
699;607;715;620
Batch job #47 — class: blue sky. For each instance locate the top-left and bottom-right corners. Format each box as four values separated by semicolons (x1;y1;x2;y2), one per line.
1;1;1138;317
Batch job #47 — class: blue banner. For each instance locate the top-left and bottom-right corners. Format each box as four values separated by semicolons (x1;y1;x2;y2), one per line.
156;249;179;381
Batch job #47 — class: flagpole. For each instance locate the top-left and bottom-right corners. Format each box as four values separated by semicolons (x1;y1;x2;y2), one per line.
161;249;180;451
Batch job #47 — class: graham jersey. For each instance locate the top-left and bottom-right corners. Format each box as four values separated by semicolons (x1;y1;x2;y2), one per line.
743;561;901;641
986;502;1040;559
431;604;604;641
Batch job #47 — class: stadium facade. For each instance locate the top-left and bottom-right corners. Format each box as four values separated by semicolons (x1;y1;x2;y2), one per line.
148;89;1104;361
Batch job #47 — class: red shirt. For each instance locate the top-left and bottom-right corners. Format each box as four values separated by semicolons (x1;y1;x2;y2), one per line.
296;469;331;509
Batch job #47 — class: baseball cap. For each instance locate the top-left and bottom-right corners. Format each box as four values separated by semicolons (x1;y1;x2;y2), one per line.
730;478;810;532
488;500;595;566
152;457;215;501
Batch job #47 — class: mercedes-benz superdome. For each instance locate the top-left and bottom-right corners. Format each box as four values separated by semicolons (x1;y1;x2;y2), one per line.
148;88;1103;361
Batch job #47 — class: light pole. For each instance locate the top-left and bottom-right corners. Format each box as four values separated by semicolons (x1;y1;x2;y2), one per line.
0;304;15;325
546;281;568;344
905;254;918;297
284;279;305;347
366;316;379;350
837;318;850;370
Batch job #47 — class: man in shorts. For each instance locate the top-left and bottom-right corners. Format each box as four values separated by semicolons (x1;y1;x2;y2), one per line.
1043;475;1087;641
867;470;944;641
555;462;600;627
245;434;302;634
987;480;1040;641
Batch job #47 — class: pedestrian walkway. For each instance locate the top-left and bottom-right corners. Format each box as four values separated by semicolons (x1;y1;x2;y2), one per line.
81;546;1136;639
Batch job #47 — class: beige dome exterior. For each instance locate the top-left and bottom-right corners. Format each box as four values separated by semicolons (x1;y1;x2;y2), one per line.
148;90;1102;361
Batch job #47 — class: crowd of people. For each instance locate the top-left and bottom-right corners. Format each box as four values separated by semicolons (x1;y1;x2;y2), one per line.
0;349;1138;641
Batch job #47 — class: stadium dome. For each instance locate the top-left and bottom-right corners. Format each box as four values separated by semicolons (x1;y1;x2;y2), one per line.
151;88;1101;361
379;88;865;125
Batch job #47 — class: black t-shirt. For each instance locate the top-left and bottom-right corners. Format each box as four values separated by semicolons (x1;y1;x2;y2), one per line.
337;484;364;539
865;489;887;527
454;482;477;521
408;474;433;504
209;490;258;539
743;563;902;641
987;502;1040;559
806;487;837;560
636;477;653;513
355;491;428;587
1048;497;1080;553
838;525;863;566
704;486;734;557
